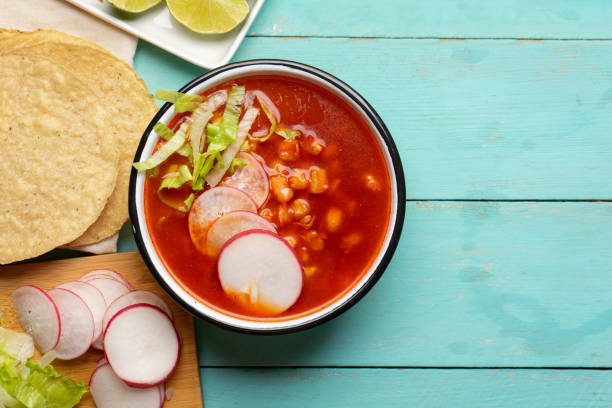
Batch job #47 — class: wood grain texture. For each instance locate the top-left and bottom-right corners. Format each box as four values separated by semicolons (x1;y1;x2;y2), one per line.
0;252;202;408
201;368;611;408
196;202;612;367
250;0;612;39
135;38;612;199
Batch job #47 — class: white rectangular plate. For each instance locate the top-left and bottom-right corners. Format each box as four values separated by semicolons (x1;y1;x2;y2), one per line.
61;0;264;69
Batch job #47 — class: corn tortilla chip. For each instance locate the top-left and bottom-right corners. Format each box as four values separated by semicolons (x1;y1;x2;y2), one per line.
0;30;158;245
0;54;119;264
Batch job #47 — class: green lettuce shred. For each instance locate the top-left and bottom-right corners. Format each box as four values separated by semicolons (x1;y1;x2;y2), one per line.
153;123;192;158
275;127;301;140
157;165;193;212
158;164;193;192
254;94;277;142
153;122;174;141
191;86;245;189
154;90;203;113
0;345;86;408
183;193;195;211
133;122;189;171
229;158;246;174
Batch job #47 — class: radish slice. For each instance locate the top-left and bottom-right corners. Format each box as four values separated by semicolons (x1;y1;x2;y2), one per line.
221;152;270;207
55;281;106;346
96;357;107;367
218;230;303;315
86;277;131;349
104;304;180;387
80;269;133;290
102;290;174;335
86;277;131;306
47;288;94;360
206;210;276;256
11;285;61;353
188;186;256;254
90;364;162;408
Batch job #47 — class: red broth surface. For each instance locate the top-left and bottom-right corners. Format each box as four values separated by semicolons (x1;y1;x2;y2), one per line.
144;75;391;320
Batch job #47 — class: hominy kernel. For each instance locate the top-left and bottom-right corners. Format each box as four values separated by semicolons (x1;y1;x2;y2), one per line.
326;207;343;233
288;169;309;190
270;175;294;203
309;167;328;194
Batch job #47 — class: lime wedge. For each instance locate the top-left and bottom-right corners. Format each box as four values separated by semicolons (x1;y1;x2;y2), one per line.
167;0;250;34
108;0;161;13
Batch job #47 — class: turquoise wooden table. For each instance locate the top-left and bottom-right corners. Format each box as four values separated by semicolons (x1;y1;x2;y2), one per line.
117;1;612;406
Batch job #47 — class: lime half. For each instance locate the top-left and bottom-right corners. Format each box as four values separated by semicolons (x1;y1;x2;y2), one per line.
167;0;250;34
108;0;162;13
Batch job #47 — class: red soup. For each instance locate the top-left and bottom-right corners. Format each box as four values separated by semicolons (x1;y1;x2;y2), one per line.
143;75;391;320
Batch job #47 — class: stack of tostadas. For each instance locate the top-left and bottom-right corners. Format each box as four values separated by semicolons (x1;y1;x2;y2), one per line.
0;29;157;264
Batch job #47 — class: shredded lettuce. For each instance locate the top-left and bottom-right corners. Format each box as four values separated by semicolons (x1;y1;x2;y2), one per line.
205;107;259;187
220;86;245;141
152;123;192;159
229;158;246;174
133;121;189;171
275;127;301;140
254;94;277;142
0;344;86;408
188;90;228;159
154;90;203;113
158;164;192;192
183;193;195;211
153;122;175;141
0;329;33;363
157;165;193;212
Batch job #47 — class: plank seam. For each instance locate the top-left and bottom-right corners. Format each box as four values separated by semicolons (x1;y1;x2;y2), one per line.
199;366;611;370
246;34;612;41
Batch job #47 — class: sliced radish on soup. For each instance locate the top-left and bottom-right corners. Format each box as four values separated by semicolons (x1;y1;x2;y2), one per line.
188;186;256;254
90;363;162;408
104;304;180;387
218;230;303;315
47;288;94;360
79;269;133;290
11;285;61;353
102;290;173;335
206;211;276;256
221;152;269;207
55;281;106;347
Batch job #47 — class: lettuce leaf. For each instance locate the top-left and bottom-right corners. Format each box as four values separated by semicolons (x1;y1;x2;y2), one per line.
229;157;246;174
133;121;189;171
0;345;86;408
154;90;203;113
275;127;301;140
23;360;87;408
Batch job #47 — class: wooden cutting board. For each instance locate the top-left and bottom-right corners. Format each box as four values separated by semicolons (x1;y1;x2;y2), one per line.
0;252;203;408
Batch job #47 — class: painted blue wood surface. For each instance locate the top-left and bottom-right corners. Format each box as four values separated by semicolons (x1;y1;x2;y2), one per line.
124;1;612;405
195;202;612;367
200;368;611;407
135;38;612;199
250;0;612;39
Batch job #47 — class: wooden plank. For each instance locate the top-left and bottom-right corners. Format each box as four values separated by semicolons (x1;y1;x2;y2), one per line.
250;0;612;39
200;368;611;408
196;202;612;367
135;38;612;199
0;252;202;408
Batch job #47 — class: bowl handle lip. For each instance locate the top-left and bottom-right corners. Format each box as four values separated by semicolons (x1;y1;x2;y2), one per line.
128;59;407;335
